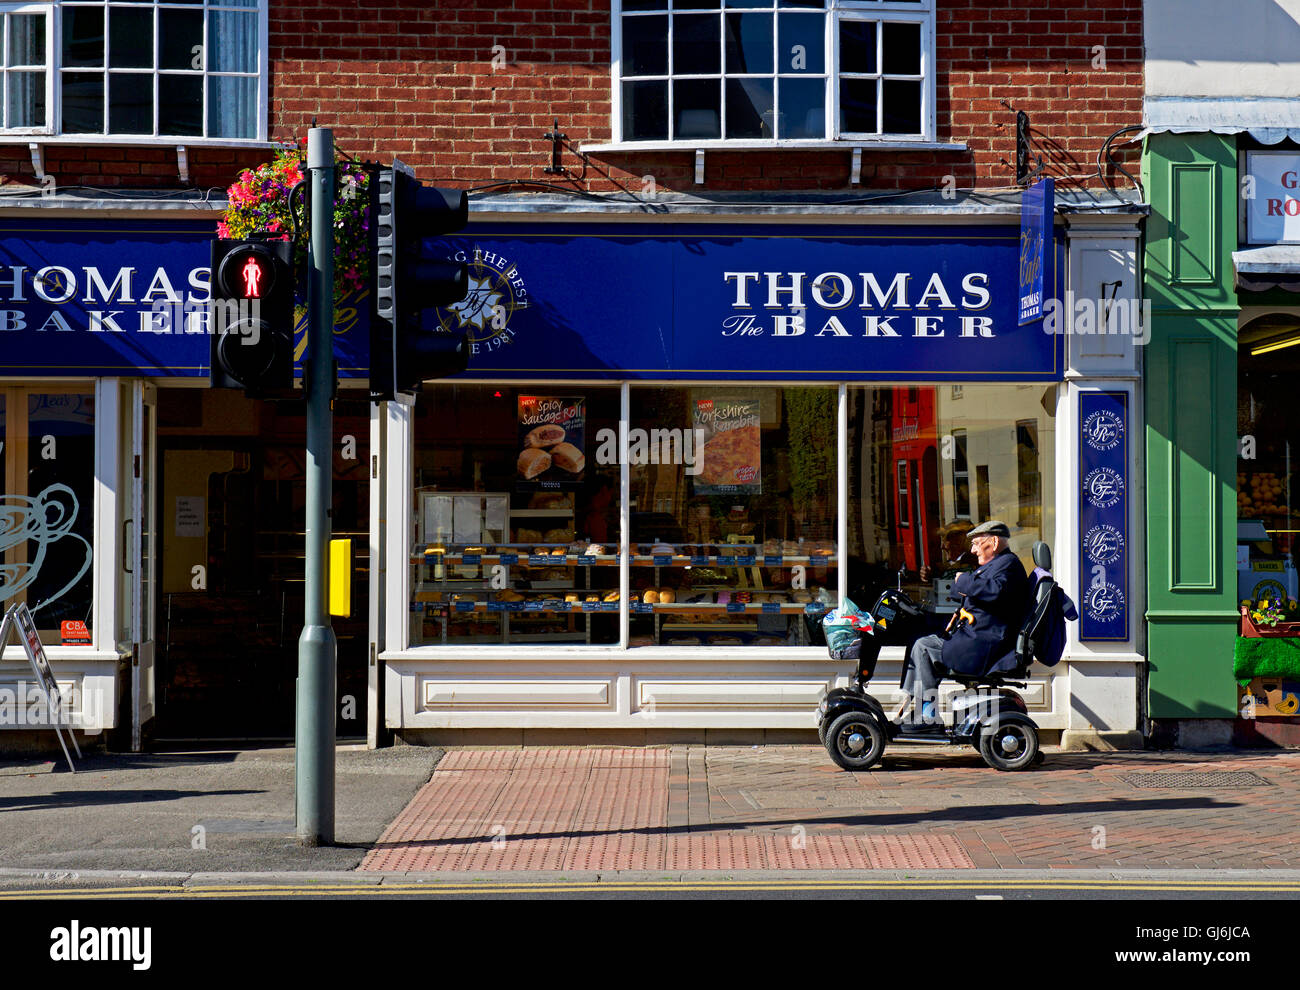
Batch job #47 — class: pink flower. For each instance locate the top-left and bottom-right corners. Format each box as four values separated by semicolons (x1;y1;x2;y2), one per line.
216;221;231;238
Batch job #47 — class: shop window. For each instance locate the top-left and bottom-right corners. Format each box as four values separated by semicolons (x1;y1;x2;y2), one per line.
409;385;622;647
628;385;838;647
0;0;265;141
615;0;933;144
0;387;95;644
1237;313;1300;609
847;385;1055;629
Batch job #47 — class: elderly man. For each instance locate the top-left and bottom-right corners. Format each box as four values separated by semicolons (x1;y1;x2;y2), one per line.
897;519;1029;730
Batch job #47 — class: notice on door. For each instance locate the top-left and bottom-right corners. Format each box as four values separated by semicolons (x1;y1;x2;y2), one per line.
175;496;204;538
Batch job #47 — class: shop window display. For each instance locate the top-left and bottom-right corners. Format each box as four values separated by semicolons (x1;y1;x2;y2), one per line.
410;385;622;646
1237;316;1300;611
627;386;838;647
0;389;96;644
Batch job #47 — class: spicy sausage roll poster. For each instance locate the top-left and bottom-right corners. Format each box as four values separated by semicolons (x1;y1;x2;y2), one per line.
517;395;586;490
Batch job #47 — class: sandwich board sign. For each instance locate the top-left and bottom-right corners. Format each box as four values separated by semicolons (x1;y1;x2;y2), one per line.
0;602;81;772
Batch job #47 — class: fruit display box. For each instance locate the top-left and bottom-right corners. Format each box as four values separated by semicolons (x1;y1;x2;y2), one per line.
1239;678;1300;717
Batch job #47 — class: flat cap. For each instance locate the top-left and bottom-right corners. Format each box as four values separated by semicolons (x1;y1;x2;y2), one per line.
968;519;1011;538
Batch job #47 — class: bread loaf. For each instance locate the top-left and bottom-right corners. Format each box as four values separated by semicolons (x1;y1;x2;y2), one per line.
518;447;551;479
550;442;585;473
525;424;566;448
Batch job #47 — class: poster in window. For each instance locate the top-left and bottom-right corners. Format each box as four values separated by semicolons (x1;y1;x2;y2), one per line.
517;396;585;490
693;397;761;494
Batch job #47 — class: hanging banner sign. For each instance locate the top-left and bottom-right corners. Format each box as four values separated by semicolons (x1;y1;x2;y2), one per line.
1078;391;1129;641
1019;177;1054;324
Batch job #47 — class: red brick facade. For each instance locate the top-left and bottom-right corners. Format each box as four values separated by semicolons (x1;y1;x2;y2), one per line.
0;0;1143;197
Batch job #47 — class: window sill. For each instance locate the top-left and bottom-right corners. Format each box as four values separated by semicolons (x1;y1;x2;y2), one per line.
581;139;968;154
0;135;276;149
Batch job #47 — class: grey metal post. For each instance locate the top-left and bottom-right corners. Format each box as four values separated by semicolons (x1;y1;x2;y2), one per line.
297;127;337;845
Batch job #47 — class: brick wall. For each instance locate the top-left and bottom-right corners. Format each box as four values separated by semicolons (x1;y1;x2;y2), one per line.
0;0;1143;198
273;0;1143;196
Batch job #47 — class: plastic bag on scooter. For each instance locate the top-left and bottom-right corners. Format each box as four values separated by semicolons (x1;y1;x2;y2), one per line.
823;599;874;659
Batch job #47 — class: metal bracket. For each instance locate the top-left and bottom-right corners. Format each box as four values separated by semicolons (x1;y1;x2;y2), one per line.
695;149;705;185
1015;110;1046;185
177;145;189;185
542;118;567;175
28;141;43;182
850;147;862;186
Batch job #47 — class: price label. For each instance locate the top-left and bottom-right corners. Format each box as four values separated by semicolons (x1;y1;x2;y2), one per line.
499;553;519;565
528;555;551;567
523;601;543;612
461;554;481;566
764;555;784;567
690;555;710;566
582;601;600;612
454;600;476;612
541;599;565;612
736;555;756;566
507;601;527;612
632;601;655;614
600;601;619;611
717;555;736;566
726;602;745;613
761;602;781;614
577;555;597;566
653;555;672;567
486;600;506;612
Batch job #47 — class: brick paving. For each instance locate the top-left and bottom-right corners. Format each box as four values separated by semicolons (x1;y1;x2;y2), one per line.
358;746;1300;872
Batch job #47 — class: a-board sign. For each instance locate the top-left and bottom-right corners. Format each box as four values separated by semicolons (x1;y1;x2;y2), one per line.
0;602;81;771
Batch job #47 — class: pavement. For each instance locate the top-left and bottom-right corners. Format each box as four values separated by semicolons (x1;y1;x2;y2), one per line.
2;742;1300;885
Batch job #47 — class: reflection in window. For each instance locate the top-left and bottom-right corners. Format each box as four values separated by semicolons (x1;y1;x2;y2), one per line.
847;385;1055;631
1;390;96;643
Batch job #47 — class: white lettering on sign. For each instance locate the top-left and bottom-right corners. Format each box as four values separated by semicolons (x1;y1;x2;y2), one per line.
175;496;204;539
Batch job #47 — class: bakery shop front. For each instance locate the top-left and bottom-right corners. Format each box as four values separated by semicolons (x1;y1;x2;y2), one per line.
383;204;1146;748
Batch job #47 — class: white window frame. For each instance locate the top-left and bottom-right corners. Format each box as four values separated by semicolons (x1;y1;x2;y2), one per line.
0;0;269;145
603;0;942;151
0;2;55;136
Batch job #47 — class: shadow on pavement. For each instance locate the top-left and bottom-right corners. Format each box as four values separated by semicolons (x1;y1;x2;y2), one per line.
0;789;262;812
367;795;1237;849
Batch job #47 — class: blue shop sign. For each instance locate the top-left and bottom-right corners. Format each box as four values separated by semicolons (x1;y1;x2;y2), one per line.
1078;391;1129;642
0;218;1062;381
0;218;368;378
1018;177;1053;325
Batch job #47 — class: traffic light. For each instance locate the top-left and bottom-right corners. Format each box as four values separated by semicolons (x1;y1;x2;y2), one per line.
208;237;295;393
369;161;470;402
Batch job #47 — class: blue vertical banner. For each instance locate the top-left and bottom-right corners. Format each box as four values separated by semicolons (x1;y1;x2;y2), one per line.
1079;391;1128;641
1018;177;1054;325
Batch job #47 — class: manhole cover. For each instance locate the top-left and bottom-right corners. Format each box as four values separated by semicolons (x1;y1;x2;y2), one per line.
1120;772;1270;789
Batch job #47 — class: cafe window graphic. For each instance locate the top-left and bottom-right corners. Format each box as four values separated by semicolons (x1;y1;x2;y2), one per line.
0;390;95;644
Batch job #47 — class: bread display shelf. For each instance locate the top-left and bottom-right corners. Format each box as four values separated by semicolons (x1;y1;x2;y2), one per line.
415;600;812;615
414;551;837;566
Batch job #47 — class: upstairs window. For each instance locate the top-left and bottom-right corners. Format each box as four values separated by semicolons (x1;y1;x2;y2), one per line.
616;0;933;144
0;0;265;141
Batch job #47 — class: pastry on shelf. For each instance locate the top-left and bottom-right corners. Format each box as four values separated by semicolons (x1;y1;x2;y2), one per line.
792;590;812;603
762;539;781;555
550;547;568;557
462;545;486;554
424;543;446;556
603;590;620;603
650;542;675;556
585;594;601;603
497;589;524;602
516;528;543;544
658;587;676;604
643;589;660;604
586;544;608;556
782;540;800;555
564;592;580;603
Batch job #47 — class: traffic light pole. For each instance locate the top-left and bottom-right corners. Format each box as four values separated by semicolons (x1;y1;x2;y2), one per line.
297;127;337;845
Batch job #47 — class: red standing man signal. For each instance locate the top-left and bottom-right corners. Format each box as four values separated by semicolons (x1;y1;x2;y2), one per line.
241;255;264;298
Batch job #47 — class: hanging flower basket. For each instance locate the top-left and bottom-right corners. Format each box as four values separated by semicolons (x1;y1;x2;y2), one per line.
217;146;370;311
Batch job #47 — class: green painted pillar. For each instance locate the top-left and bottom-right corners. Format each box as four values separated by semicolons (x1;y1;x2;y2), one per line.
1143;133;1241;719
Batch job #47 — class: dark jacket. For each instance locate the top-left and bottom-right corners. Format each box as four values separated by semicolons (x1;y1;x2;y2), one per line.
940;548;1030;676
1025;566;1078;669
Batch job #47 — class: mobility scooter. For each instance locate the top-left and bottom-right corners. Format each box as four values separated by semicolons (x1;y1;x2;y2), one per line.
817;542;1062;772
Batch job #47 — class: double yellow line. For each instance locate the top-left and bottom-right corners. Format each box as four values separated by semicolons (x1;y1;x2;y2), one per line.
2;877;1298;899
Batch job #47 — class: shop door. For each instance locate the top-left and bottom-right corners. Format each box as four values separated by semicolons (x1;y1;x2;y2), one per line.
130;382;157;752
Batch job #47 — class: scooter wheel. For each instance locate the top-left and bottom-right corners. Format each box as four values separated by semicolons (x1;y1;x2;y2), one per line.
978;720;1039;772
818;718;828;747
825;710;885;772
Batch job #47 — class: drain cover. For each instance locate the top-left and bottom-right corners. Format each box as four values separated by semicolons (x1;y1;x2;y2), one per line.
1120;771;1270;789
